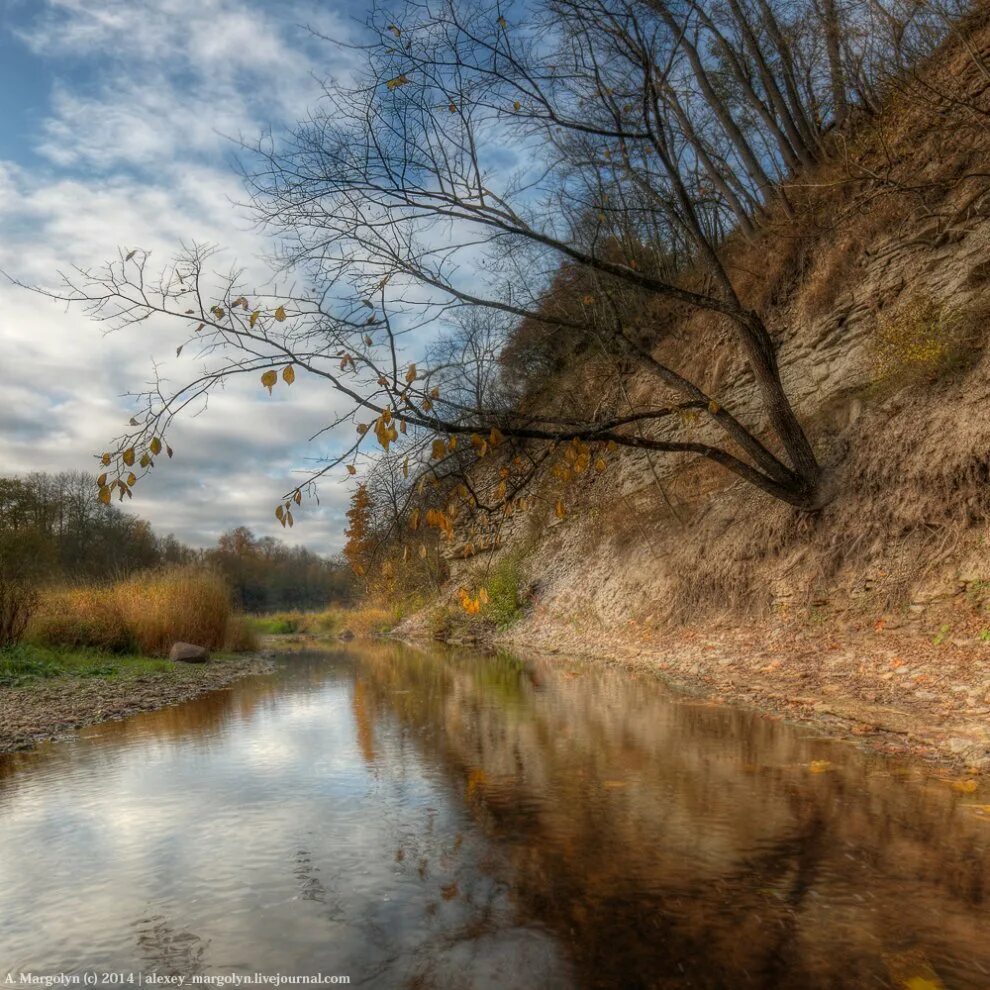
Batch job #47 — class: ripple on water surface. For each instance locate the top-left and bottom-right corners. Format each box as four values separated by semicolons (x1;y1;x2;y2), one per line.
0;644;988;988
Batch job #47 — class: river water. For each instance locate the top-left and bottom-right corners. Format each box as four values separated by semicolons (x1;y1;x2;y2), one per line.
0;643;988;988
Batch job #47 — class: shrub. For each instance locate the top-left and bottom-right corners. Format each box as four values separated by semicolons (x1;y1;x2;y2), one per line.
224;614;261;653
0;577;38;648
115;567;230;655
482;556;525;629
28;567;231;657
872;294;981;392
27;587;132;652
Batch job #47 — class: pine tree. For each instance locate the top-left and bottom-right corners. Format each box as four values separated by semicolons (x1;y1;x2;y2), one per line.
343;484;373;577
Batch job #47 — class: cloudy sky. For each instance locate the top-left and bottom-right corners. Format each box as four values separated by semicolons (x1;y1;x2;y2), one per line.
0;0;371;553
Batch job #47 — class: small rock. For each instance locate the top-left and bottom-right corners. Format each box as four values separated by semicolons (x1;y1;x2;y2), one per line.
169;642;209;663
338;629;356;641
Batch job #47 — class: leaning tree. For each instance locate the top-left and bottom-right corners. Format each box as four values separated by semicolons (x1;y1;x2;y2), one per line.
27;0;957;532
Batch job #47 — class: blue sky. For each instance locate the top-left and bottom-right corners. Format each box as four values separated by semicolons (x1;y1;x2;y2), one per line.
0;0;370;552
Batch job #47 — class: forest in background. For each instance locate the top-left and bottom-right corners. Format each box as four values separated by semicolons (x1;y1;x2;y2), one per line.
0;472;353;613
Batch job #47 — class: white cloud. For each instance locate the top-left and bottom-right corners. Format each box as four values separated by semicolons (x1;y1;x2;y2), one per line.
0;0;361;551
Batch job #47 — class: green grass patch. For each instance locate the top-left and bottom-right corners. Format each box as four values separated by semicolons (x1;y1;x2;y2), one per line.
0;643;180;687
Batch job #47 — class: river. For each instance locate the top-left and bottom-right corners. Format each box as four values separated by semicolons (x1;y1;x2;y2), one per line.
0;643;988;988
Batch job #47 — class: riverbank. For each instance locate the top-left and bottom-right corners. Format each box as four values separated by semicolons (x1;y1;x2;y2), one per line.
395;602;990;772
508;618;990;771
0;646;275;754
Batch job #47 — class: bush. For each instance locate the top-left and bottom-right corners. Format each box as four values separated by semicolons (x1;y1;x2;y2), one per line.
0;577;39;648
223;614;261;653
27;587;132;652
115;567;230;656
27;567;231;657
872;294;981;392
482;556;525;629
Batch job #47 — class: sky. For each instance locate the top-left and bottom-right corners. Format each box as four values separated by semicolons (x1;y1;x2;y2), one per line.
0;0;371;553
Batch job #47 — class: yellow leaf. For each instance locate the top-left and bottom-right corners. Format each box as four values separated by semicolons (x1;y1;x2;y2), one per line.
357;423;369;435
97;473;107;487
554;499;566;519
101;452;111;466
98;487;111;505
139;452;151;468
275;505;284;522
489;427;504;447
261;369;278;394
293;490;302;505
274;305;286;322
422;398;433;412
122;448;135;467
388;23;401;37
904;979;944;990
347;464;357;475
386;74;411;91
808;760;833;774
513;100;521;111
149;437;162;456
402;458;409;478
431;438;447;459
595;457;606;472
282;365;295;385
405;363;417;383
497;15;507;27
250;310;260;327
708;399;721;415
126;472;137;487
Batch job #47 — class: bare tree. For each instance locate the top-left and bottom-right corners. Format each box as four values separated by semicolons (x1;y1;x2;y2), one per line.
19;0;971;531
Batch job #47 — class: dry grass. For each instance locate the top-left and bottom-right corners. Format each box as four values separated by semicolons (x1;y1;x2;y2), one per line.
27;567;239;657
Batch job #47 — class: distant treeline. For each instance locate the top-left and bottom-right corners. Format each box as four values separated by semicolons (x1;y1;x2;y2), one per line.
0;472;353;612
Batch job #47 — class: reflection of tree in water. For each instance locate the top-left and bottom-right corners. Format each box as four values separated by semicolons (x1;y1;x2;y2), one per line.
353;643;990;989
132;914;209;975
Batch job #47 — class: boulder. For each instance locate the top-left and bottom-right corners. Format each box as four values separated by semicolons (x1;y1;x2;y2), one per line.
169;642;210;663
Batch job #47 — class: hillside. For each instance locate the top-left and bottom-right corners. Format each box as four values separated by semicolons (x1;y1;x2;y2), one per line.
400;11;990;769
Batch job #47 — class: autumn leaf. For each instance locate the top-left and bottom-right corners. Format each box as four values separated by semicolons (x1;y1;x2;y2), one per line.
431;438;447;460
595;457;606;472
293;489;302;505
126;472;137;487
405;363;417;383
275;505;285;524
554;499;566;519
448;102;457;113
122;448;135;467
708;399;721;415
282;365;296;385
250;311;260;327
386;74;411;91
274;305;286;322
347;464;357;476
808;760;833;774
101;453;111;466
98;487;111;505
513;100;521;111
125;249;137;261
97;473;107;487
261;370;278;394
150;437;162;456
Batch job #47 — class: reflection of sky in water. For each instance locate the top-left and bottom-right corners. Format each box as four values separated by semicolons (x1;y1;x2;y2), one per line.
0;645;988;988
0;653;570;984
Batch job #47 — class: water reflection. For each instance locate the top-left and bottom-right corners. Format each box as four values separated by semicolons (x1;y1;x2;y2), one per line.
0;644;987;988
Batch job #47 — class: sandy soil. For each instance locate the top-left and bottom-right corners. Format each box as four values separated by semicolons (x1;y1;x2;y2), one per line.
0;652;276;754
